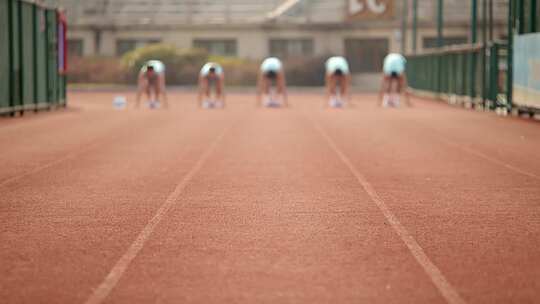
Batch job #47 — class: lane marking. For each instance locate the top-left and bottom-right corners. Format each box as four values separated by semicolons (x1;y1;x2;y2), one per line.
83;126;231;304
308;117;466;304
410;105;540;181
0;115;139;188
0;140;106;188
437;138;540;181
0;112;184;188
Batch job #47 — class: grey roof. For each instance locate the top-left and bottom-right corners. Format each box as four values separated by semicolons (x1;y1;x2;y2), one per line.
45;0;508;28
46;0;283;26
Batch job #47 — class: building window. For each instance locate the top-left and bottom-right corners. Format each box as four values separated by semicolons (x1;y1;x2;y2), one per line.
269;39;314;59
422;36;468;49
117;40;137;57
345;38;389;73
67;39;84;57
193;39;237;56
116;39;161;57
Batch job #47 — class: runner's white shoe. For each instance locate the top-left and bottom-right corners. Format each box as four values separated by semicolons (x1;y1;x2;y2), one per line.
330;98;343;108
202;100;213;109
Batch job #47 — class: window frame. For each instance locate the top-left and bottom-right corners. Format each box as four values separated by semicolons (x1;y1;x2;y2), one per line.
67;38;84;58
268;38;315;59
193;39;238;57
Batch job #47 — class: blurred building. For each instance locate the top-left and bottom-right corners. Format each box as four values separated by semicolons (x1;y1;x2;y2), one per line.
45;0;508;77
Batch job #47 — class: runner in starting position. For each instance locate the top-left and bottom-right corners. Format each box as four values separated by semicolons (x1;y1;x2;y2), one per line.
379;53;412;107
325;56;352;108
198;62;225;108
257;57;288;107
136;60;168;108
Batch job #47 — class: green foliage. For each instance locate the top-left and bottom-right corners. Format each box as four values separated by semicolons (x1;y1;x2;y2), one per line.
121;44;209;84
67;56;128;84
208;55;249;66
208;55;259;86
67;45;329;86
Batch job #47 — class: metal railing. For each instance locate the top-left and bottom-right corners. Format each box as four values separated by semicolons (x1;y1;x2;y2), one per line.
406;42;508;110
1;0;67;116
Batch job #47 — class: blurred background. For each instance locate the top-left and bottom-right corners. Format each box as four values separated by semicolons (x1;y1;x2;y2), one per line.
40;0;509;89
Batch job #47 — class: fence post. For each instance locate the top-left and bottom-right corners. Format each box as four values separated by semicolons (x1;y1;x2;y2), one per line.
412;0;418;53
58;9;68;106
530;0;537;33
471;0;478;43
9;0;13;114
32;3;38;111
489;0;494;40
462;52;468;97
44;7;50;108
4;0;13;114
489;43;499;107
16;0;23;114
516;0;525;34
469;0;478;102
437;0;443;95
437;0;444;47
482;0;488;104
401;0;408;54
506;0;514;108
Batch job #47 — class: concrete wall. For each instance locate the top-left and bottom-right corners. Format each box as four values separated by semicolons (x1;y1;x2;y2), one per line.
69;23;506;60
60;0;509;60
68;27;402;59
67;30;95;57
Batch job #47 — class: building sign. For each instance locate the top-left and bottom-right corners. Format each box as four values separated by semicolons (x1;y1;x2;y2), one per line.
348;0;394;20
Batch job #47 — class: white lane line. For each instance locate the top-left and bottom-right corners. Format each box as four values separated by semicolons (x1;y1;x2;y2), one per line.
83;127;231;304
0;114;147;188
438;138;540;180
0;112;188;188
309;118;467;304
411;112;540;181
0;140;105;188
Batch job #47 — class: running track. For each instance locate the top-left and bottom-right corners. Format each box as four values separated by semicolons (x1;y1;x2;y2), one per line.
1;91;539;304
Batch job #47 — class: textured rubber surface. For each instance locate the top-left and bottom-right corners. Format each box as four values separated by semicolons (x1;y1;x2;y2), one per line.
1;92;539;304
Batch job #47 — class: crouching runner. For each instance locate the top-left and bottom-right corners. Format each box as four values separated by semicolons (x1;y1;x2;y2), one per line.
325;56;352;108
136;60;168;109
198;62;225;109
379;53;412;107
257;57;288;108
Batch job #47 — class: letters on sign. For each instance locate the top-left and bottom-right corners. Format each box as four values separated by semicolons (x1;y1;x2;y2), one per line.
348;0;394;20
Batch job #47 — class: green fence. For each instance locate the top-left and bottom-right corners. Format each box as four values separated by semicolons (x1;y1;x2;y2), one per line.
1;0;67;116
46;9;59;105
10;0;23;112
406;43;508;110
0;0;10;111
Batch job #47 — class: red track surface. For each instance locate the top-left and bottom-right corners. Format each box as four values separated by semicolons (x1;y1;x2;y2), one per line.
1;91;539;304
